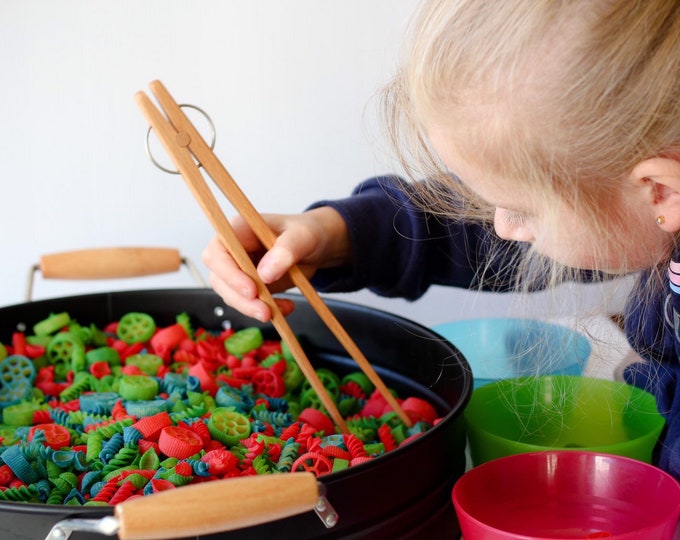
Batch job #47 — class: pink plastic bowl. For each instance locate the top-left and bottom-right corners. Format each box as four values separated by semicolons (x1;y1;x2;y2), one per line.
452;451;680;539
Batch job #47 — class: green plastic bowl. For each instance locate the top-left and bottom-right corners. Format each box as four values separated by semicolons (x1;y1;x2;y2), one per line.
465;375;665;466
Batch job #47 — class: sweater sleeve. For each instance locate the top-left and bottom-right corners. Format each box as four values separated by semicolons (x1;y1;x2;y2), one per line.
307;176;526;300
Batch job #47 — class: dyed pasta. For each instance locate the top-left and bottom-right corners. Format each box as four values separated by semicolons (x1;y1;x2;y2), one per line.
251;408;293;430
58;376;92;402
161;471;193;487
46;488;64;505
49;408;73;428
186;459;211;477
0;484;35;502
169;403;207;423
86;432;104;462
276;441;300;473
87;418;133;439
344;434;368;459
252;453;275;475
101;445;139;476
51;472;78;496
98;433;124;463
0;310;440;509
123;472;152;490
122;426;143;445
107;480;137;505
63;488;85;505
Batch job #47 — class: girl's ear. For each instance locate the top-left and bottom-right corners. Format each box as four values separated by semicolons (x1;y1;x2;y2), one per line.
631;157;680;233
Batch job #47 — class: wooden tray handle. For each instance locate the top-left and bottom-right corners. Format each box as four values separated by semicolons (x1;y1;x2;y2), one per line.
39;247;182;280
115;472;325;540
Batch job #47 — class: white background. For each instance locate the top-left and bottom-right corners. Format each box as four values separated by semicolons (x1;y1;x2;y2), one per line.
0;0;632;327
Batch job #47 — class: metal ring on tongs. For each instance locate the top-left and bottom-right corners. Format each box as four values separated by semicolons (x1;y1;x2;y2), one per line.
145;103;216;174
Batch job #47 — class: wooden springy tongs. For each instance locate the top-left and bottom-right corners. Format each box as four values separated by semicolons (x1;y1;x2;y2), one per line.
134;80;413;432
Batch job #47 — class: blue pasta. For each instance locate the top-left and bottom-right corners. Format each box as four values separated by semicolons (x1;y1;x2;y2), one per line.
89;480;105;499
250;419;269;434
143;480;155;496
14;426;31;441
320;434;347;450
63;487;85;505
21;441;54;461
186;459;211;477
161;372;188;396
407;421;429;436
263;397;289;412
50;408;77;429
80;470;102;495
80;392;121;416
186;376;201;393
98;433;124;464
27;429;46;445
35;478;52;502
123;426;143;445
51;450;77;469
2;446;40;484
124;399;168;418
251;408;293;429
215;386;254;414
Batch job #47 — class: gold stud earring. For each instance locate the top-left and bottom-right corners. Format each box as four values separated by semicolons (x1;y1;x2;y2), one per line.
657;215;666;226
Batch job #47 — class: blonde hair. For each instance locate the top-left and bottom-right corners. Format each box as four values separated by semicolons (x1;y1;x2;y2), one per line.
382;0;680;288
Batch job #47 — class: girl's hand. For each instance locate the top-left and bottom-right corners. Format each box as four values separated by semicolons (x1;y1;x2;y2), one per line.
202;207;351;322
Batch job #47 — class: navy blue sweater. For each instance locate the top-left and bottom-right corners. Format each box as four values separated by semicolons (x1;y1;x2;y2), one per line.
309;176;679;478
309;176;529;297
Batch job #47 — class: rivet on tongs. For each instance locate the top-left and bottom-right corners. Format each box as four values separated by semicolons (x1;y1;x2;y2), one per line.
145;103;215;174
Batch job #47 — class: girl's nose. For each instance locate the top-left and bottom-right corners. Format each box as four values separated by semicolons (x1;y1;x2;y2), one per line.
493;208;535;243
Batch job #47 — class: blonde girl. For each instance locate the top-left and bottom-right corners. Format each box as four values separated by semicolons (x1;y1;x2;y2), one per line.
204;0;680;477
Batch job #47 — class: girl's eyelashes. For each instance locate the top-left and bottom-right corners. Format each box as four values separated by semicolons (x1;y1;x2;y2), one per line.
502;209;528;227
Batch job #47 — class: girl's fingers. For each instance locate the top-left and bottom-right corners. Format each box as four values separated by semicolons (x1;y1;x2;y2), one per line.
202;236;269;321
203;211;331;321
257;245;297;284
207;274;297;322
203;235;298;321
207;272;271;322
256;214;322;283
202;236;257;299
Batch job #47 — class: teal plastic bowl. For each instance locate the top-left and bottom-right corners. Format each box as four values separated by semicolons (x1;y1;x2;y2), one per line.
432;318;591;389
